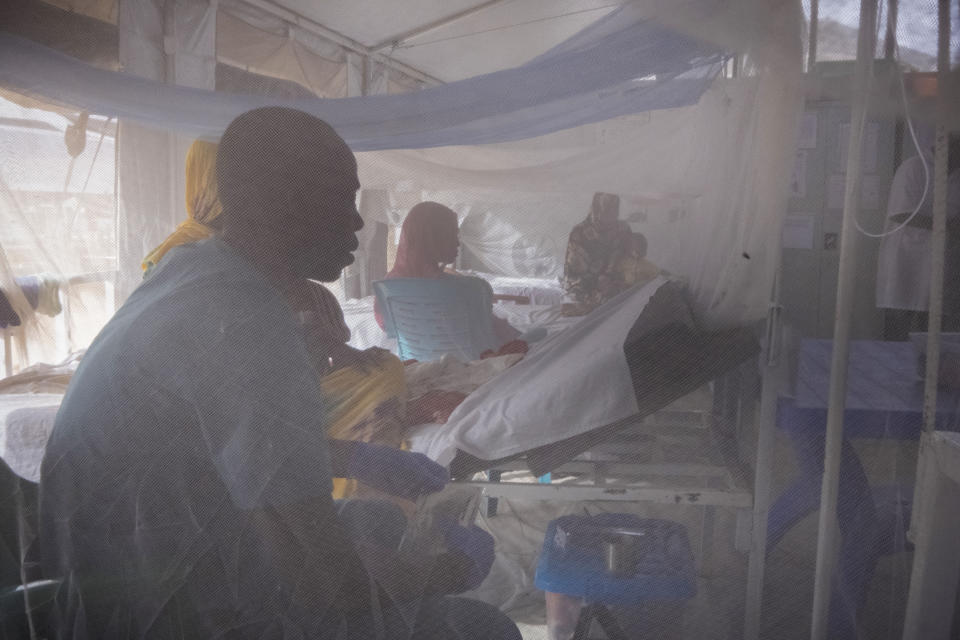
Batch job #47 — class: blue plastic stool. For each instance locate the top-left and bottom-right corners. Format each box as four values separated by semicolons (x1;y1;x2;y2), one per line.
535;514;696;640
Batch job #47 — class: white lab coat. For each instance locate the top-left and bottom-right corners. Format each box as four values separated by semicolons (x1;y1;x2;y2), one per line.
876;154;960;311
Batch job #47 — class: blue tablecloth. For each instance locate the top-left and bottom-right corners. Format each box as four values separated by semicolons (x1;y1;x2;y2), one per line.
788;339;960;438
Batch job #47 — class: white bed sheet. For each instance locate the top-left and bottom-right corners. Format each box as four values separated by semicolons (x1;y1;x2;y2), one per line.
0;393;61;481
461;271;566;306
491;302;579;337
416;277;669;466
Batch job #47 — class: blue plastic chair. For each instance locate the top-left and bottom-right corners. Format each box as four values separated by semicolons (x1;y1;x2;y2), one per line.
373;276;498;362
535;514;696;640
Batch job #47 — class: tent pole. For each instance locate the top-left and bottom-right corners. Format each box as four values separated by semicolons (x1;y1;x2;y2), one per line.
744;268;786;640
807;0;819;72
883;0;899;61
809;1;878;638
921;0;952;435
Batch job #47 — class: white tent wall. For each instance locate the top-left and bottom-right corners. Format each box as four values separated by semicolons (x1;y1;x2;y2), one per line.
115;0;216;302
359;67;804;329
215;1;349;98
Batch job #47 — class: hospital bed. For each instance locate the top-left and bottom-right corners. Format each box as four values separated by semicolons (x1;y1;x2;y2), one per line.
458;270;566;306
399;276;763;634
396;271;759;517
406;278;758;469
0;354;81;482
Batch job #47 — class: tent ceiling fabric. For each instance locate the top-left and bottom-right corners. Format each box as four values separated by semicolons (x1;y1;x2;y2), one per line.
276;0;621;81
0;3;725;149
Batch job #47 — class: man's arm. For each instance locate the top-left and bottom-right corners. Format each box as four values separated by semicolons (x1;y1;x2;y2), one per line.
250;495;374;613
327;439;358;477
326;439;449;501
250;495;475;616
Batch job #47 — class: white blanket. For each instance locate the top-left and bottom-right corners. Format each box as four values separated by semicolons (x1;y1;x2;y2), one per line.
418;277;668;465
404;353;524;399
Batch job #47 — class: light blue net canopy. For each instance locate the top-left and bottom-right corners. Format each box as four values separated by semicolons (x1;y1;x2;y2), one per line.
0;4;725;150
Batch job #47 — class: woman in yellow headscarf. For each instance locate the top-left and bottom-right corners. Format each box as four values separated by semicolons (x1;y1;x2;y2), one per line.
142;140;224;275
142;139;413;501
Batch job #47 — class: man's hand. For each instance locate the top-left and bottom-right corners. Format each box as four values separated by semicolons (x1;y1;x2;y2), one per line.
441;522;496;592
345;441;449;500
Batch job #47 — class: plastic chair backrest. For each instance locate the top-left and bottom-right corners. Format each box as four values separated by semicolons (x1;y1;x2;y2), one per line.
373;276;498;362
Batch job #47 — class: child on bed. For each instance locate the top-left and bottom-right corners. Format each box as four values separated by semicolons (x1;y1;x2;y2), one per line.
615;232;662;289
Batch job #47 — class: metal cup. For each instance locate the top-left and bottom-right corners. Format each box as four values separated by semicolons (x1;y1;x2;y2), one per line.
604;535;636;576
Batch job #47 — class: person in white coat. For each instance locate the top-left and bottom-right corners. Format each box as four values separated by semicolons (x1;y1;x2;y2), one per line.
876;135;960;340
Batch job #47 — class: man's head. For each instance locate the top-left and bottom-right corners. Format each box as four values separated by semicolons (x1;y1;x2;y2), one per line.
217;107;362;282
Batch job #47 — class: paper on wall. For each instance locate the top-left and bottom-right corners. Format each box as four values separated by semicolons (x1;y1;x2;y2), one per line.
781;214;816;249
798;111;817;149
861;174;881;210
828;174;846;210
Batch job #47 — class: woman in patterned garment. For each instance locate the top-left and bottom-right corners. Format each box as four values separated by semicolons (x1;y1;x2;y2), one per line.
562;192;635;314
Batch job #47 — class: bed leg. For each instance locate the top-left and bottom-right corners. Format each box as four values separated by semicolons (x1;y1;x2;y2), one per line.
483;469;502;518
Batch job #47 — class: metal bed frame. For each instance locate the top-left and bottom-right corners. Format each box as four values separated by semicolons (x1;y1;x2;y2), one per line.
454;374;774;640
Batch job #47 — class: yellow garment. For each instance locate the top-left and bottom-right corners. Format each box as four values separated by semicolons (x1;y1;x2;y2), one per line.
141;140;223;272
319;352;408;499
617;256;661;288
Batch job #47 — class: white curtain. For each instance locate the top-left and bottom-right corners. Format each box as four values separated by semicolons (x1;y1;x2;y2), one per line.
115;0;217;301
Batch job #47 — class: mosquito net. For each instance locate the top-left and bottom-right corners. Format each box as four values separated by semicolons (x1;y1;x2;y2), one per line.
1;0;958;638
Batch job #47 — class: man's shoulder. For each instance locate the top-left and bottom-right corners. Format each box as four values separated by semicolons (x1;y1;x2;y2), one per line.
140;240;287;321
85;241;294;379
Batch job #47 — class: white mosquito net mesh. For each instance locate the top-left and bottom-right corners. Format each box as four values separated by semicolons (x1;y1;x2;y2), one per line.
1;0;959;638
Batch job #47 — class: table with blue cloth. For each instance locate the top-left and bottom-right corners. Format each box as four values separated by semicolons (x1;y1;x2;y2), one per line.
769;339;960;639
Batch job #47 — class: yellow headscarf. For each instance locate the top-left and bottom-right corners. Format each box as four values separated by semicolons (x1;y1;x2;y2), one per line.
141;140;224;273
